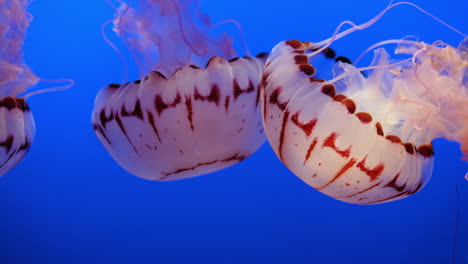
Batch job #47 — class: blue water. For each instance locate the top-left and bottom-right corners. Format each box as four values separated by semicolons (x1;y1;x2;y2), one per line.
1;0;467;263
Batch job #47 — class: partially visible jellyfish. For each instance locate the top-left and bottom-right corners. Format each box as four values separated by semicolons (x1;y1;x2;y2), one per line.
0;0;73;177
261;2;467;204
0;0;39;176
92;0;266;181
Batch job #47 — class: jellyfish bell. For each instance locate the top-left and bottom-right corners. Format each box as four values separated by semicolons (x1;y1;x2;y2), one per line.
0;96;35;177
261;2;467;204
92;0;266;181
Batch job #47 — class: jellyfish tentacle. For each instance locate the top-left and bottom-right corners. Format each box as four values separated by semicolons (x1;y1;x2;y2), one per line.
0;0;39;97
354;38;422;66
112;0;238;77
102;18;129;84
113;0;146;77
22;78;75;99
171;0;206;57
313;1;467;59
212;18;251;57
105;0;118;10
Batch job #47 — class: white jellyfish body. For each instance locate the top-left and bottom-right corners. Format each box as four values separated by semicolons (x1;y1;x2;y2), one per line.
93;56;265;181
0;97;34;176
261;36;467;204
0;0;39;176
92;0;266;180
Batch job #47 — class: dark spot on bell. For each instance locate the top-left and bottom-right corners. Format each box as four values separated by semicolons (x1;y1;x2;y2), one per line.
189;64;201;69
109;83;121;89
134;80;141;84
355;112;372;123
321;84;336;98
310;77;325;83
323;47;336;59
404;143;415;155
299;64;315;76
375;122;384;136
335;56;352;64
0;97;16;110
285;40;303;49
256;52;269;58
385;135;402;144
229;57;239;63
333;94;346;102
341;99;356;114
294;55;309;64
417;144;434;158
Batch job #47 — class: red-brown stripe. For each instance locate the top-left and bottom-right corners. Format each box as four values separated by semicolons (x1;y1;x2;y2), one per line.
322;133;351;158
291;113;317;137
304;138;318;165
356;156;384;181
318;158;357;190
342;182;381;198
185;97;194;130
278;111;290;161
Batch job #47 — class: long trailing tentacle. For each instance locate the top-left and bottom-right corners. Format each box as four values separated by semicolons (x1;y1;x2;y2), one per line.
22;78;75;99
212;18;251;57
354;38;422;65
309;1;467;60
115;0;145;78
101;18;129;84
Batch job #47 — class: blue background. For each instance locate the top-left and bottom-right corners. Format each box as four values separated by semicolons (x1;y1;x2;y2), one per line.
1;0;467;263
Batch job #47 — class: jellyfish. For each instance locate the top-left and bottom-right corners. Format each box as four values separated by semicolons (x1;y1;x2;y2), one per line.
0;0;72;177
261;2;467;204
0;0;38;176
92;0;266;181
